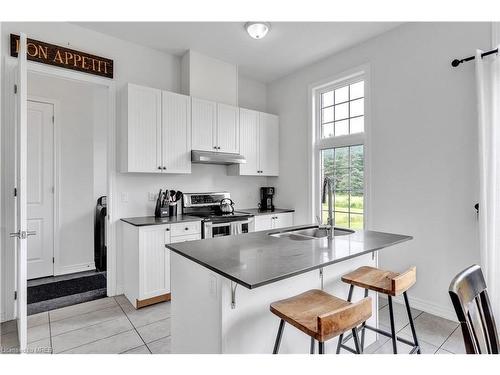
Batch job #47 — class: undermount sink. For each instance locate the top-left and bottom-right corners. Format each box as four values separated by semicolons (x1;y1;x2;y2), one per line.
270;226;354;240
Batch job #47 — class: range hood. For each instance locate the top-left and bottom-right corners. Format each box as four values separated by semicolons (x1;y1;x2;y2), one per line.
191;150;246;165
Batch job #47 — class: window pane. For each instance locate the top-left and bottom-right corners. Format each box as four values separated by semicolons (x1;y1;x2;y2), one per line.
334;147;349;169
320;145;364;230
350;116;364;134
334;169;349;191
322;123;334;138
322;107;334;123
335;86;349;104
349;192;363;213
335;193;349;212
334;102;348;121
335;212;349;228
322;91;334;107
321;149;334;179
334;120;349;136
350;81;364;100
349;214;364;230
350;98;364;117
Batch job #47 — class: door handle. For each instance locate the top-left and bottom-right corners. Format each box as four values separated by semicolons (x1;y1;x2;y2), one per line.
10;230;36;239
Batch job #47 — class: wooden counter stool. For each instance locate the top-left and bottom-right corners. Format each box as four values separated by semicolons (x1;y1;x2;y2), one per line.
337;266;420;354
270;289;372;354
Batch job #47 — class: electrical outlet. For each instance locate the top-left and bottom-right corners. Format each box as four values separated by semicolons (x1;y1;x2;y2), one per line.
121;192;129;203
148;192;157;201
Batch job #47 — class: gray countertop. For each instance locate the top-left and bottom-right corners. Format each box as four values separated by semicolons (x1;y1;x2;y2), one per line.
238;208;295;216
167;225;412;289
121;215;201;227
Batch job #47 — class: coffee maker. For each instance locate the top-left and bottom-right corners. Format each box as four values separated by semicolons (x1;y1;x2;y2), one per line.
259;187;275;211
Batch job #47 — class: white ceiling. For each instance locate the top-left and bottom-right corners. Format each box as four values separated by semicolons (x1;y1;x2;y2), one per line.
75;22;401;82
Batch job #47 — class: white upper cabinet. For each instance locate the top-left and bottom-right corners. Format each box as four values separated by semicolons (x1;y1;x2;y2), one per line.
123;84;162;173
217;103;239;153
192;98;240;154
162;91;191;173
229;109;280;176
259;113;279;176
191;97;217;152
238;108;259;175
122;84;192;173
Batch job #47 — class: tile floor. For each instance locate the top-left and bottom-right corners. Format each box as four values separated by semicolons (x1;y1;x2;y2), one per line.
1;295;171;354
1;294;465;354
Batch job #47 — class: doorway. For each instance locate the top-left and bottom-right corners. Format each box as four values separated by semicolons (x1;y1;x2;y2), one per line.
25;72;109;315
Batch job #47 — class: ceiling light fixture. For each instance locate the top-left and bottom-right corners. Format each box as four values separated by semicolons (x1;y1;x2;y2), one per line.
245;22;270;40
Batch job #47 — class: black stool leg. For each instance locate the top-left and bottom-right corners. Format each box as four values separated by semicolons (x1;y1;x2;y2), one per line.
318;341;325;354
273;319;285;354
360;288;369;350
310;337;315;354
336;284;354;354
403;292;421;354
387;296;398;354
352;328;362;354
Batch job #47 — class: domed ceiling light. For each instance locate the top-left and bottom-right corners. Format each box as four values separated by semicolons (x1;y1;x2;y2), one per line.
245;22;271;40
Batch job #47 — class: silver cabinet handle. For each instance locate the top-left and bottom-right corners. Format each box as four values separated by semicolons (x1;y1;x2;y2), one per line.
10;230;36;239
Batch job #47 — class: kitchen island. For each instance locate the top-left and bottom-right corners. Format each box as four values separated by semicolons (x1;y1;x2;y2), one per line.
167;225;412;354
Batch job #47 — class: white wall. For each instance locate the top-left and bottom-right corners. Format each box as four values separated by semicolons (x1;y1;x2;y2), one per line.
238;75;267;112
181;50;239;106
28;72;107;274
267;22;491;319
1;23;270;314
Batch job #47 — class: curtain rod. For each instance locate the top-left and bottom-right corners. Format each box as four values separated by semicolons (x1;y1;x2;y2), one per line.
452;48;498;67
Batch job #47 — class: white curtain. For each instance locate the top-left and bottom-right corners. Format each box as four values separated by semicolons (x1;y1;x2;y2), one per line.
475;47;500;320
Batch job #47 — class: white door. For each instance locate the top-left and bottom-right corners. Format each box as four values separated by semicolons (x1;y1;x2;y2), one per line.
239;108;259;175
27;100;54;279
272;213;294;229
162;91;191;173
127;84;162;172
139;225;170;300
217;103;239;154
259;113;279;176
191;97;216;152
12;33;29;352
254;215;274;232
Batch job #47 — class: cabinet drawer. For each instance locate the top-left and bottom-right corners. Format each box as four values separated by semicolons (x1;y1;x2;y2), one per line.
170;233;201;243
170;221;201;237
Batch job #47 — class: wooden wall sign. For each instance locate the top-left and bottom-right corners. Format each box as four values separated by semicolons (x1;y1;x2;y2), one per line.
10;34;114;79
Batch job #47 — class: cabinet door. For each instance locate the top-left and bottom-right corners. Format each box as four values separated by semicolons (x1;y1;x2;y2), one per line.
139;225;170;300
191;97;216;152
272;213;294;229
127;84;162;173
259;113;279;176
238;108;259;175
217;103;239;154
162;91;191;173
254;215;274;232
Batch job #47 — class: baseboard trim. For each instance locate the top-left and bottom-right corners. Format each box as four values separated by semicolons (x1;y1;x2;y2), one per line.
380;294;458;322
55;262;96;276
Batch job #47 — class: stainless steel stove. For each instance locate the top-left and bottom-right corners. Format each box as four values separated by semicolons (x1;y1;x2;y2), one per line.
182;192;255;238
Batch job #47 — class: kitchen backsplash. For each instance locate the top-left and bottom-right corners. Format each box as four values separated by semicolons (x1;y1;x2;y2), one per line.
116;163;268;218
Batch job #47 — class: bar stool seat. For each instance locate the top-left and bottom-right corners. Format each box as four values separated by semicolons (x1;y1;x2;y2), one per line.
338;266;420;354
341;266;416;296
270;289;372;353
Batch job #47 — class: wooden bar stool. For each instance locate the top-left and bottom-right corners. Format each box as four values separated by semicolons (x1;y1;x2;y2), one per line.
337;266;420;354
270;289;372;354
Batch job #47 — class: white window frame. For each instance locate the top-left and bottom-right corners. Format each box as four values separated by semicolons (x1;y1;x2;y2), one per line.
307;65;372;229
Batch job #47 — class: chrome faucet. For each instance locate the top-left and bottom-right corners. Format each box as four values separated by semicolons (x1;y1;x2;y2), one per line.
319;176;334;237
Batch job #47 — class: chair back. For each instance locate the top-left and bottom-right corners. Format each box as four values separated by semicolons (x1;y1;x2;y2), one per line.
448;264;499;354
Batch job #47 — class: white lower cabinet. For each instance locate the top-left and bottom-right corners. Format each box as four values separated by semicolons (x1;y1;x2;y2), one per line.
254;212;294;232
122;221;201;308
